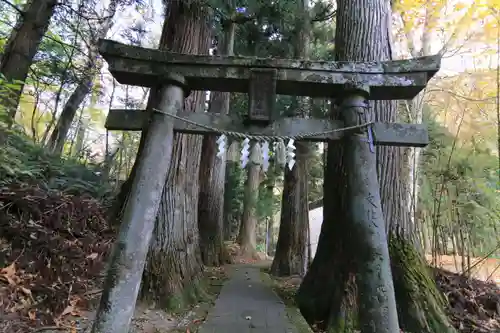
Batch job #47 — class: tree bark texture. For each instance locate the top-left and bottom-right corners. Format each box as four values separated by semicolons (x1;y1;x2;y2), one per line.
139;1;212;309
46;0;119;155
271;0;311;277
197;23;235;266
299;0;390;327
222;162;234;241
297;1;456;332
237;144;261;258
107;1;197;226
375;7;454;333
266;215;275;256
271;142;309;276
223;160;242;240
0;0;57;124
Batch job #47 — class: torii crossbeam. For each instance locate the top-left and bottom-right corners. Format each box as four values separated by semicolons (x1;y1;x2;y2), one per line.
92;38;441;333
101;39;438;147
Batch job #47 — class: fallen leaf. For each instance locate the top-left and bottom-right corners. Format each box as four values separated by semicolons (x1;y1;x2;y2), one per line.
61;305;74;317
70;320;77;333
20;286;32;298
28;310;36;320
0;262;16;276
53;317;62;327
86;253;98;260
69;296;80;306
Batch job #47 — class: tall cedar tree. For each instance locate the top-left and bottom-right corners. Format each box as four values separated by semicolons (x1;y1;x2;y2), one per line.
297;1;455;332
106;0;213;308
198;21;235;266
271;0;311;277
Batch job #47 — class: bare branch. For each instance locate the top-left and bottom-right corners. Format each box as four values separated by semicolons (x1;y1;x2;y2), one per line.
311;10;335;23
0;0;24;16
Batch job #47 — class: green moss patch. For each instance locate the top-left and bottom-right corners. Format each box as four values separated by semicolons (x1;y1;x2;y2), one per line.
169;266;228;333
389;234;456;333
260;269;313;333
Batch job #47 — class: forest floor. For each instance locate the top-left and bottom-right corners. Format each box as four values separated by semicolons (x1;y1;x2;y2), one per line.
0;131;499;333
424;254;500;285
0;184;498;333
0;190;499;333
0;183;228;333
268;266;500;333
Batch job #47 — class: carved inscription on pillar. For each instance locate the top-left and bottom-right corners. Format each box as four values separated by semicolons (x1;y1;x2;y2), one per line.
248;68;277;123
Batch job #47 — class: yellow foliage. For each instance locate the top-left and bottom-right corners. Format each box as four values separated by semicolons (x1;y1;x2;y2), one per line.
425;70;498;143
17;91;52;142
394;0;499;56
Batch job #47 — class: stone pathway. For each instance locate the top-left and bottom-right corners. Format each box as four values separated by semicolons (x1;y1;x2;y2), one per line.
199;265;297;333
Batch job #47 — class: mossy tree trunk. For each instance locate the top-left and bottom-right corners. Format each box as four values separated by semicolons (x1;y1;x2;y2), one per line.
237;145;261;258
270;0;311;277
197;22;235;266
297;1;456;332
138;1;212;310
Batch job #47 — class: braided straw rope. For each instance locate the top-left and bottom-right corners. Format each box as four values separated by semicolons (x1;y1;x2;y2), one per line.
152;108;373;141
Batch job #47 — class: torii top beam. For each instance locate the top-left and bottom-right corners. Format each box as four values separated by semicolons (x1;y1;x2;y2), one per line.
98;39;440;100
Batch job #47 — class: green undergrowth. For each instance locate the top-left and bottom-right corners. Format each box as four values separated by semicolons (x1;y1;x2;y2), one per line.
260;268;313;333
169;266;228;333
0;128;112;199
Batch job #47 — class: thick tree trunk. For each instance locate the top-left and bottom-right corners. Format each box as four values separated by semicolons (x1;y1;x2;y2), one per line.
197;23;235;266
197;98;226;265
271;0;311;277
222;162;234;240
266;219;273;256
0;0;57;124
263;179;276;256
138;1;212;309
46;0;119;155
107;4;192;227
271;142;309;276
237;145;261;258
222;160;242;240
297;1;456;332
296;136;352;330
375;8;454;333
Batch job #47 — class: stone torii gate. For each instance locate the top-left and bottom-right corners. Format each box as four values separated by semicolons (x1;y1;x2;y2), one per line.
92;39;440;333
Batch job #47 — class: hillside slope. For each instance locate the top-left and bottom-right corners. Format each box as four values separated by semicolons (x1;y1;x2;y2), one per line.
0;130;115;331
